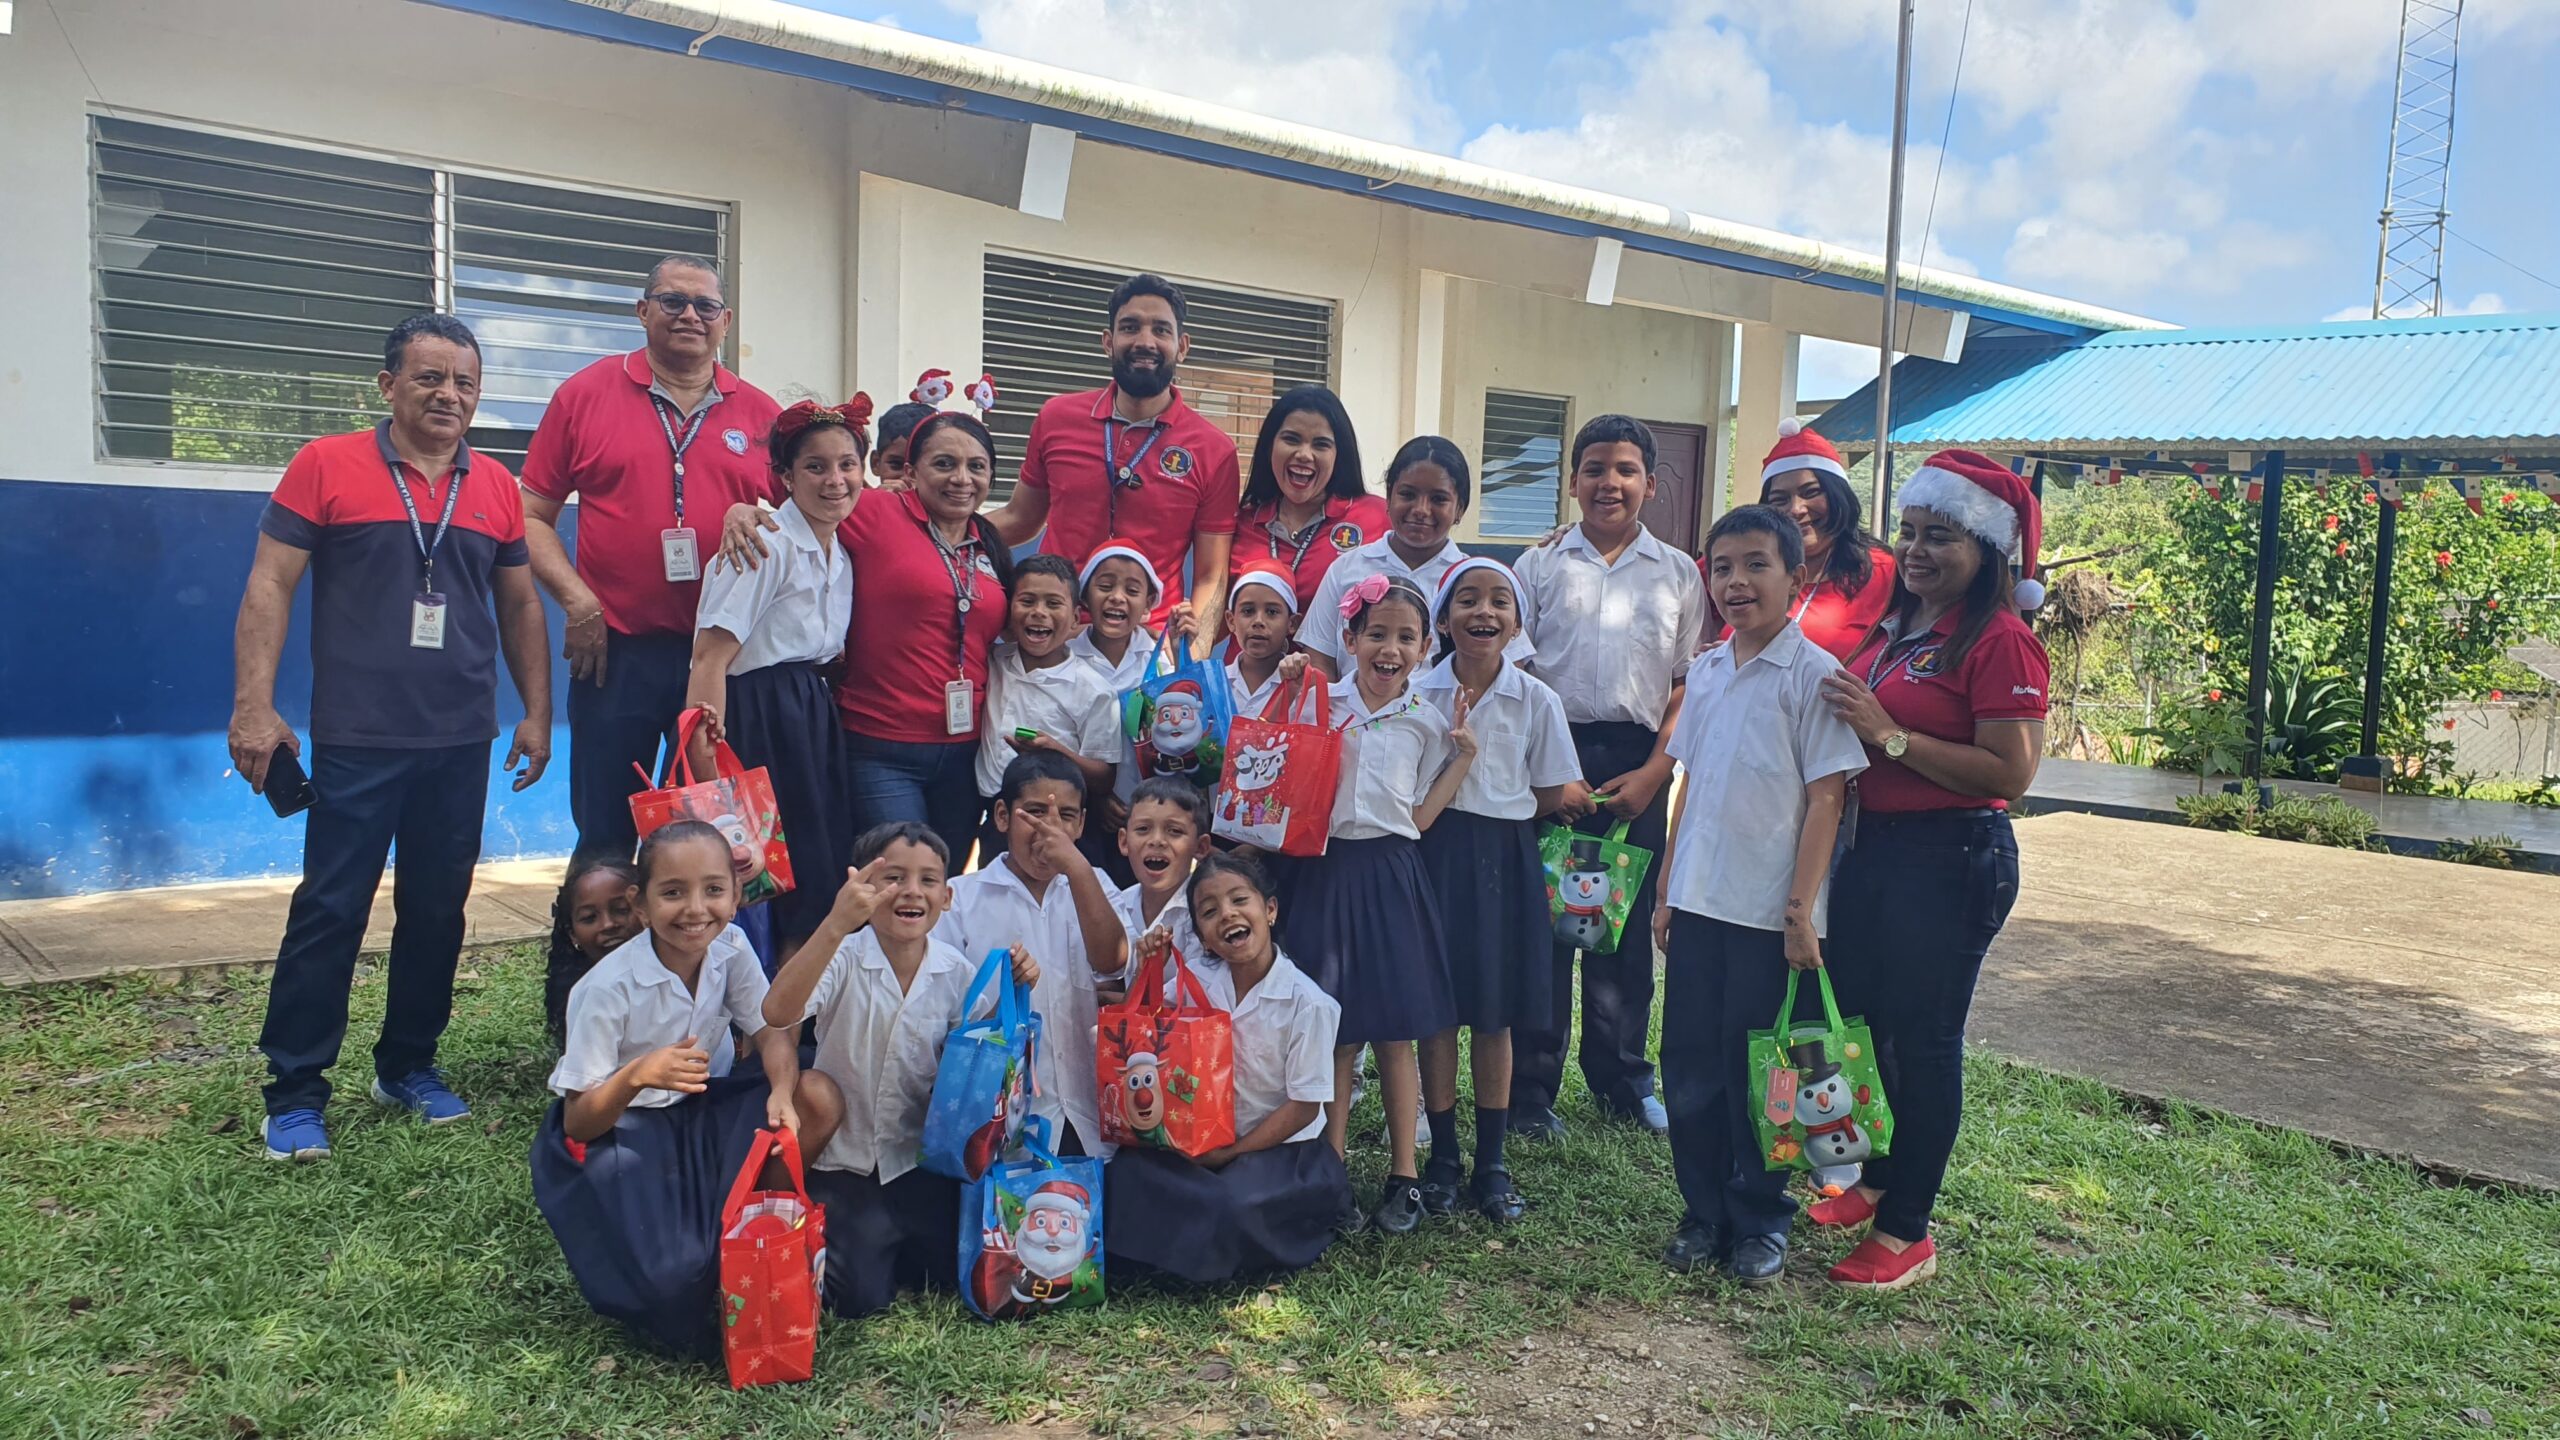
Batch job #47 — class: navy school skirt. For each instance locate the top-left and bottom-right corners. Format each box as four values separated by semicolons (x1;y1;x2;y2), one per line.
802;1165;961;1319
1104;1139;1351;1284
528;1070;774;1359
1284;834;1456;1046
722;661;852;942
1418;809;1555;1033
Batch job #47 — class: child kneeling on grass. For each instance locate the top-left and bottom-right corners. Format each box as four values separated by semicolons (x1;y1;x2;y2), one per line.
761;821;1040;1317
1104;852;1353;1284
532;820;842;1358
1653;506;1867;1285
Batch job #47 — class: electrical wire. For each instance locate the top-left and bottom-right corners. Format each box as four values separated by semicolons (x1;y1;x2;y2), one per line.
2445;227;2560;300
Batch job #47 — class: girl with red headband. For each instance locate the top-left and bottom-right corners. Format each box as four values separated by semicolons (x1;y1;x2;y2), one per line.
683;395;872;958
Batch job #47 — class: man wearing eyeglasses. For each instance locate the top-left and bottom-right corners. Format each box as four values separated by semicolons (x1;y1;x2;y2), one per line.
519;254;784;863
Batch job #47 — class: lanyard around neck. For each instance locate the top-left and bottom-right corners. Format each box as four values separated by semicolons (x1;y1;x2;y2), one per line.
917;511;981;676
388;454;463;593
651;391;715;523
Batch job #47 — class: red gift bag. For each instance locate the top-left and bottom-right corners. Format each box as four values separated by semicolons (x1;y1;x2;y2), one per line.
1210;676;1340;857
718;1127;826;1389
1097;935;1237;1155
628;706;794;905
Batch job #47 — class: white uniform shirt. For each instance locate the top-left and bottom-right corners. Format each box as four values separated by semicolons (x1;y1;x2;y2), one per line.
1412;658;1583;820
1226;658;1286;720
934;857;1107;1153
549;924;768;1106
1110;881;1210;993
1302;537;1536;670
1326;679;1451;842
693;499;852;672
1071;628;1159;801
977;642;1128;798
1663;621;1870;934
788;930;981;1180
1517;525;1707;729
1224;950;1339;1143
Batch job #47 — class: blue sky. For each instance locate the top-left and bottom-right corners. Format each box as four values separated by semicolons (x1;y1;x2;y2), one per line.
808;0;2560;395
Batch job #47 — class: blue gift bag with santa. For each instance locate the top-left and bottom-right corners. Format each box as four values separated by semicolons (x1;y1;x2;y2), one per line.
921;948;1041;1182
961;1115;1106;1320
1121;630;1234;790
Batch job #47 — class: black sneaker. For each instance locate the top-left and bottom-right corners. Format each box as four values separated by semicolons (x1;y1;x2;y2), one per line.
1509;1106;1565;1143
1418;1156;1466;1216
1372;1176;1425;1235
1661;1221;1726;1274
1469;1167;1526;1225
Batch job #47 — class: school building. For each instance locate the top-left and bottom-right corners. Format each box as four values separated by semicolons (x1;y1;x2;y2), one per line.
0;0;2156;897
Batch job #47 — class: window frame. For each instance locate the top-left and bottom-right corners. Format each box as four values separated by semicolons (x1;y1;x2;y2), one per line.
1476;388;1575;541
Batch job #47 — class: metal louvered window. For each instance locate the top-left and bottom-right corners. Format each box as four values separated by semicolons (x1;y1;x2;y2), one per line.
91;115;727;470
1479;390;1572;538
980;252;1335;503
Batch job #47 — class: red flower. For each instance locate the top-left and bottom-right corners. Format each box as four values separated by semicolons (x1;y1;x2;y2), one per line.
2362;491;2378;504
2335;541;2351;557
2491;690;2505;702
2206;688;2223;703
2501;493;2518;505
2487;597;2500;610
2435;551;2454;568
2323;515;2340;531
2445;718;2458;730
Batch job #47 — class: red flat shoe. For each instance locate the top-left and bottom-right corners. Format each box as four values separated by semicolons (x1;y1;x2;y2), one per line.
1828;1235;1937;1290
1806;1188;1878;1228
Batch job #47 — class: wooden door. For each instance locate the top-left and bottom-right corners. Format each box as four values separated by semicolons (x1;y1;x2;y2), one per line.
1639;420;1709;555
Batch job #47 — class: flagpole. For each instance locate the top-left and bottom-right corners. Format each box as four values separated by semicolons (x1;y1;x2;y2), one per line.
1875;0;1917;518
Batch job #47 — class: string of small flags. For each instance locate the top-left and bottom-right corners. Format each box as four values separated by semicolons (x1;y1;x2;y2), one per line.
2039;451;2559;508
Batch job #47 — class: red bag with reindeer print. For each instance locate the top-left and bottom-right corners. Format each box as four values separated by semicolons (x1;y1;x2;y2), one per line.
1210;675;1340;857
718;1126;825;1389
1096;934;1236;1156
629;706;795;905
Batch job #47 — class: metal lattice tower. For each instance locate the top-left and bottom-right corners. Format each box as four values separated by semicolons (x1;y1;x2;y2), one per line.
2372;0;2464;319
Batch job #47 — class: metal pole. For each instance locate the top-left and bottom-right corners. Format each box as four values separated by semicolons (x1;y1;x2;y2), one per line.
2359;500;2397;758
1874;0;1917;521
2245;451;2286;785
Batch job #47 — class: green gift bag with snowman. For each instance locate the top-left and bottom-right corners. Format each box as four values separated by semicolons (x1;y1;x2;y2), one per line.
1746;968;1893;1172
1537;820;1653;956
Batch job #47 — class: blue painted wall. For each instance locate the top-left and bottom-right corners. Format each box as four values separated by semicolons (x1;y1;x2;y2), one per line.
0;479;577;899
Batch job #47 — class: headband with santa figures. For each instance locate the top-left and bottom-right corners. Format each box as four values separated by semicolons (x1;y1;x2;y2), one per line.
903;367;1000;460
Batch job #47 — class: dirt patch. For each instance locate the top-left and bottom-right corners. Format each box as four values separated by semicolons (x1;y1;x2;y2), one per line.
1386;1307;1757;1439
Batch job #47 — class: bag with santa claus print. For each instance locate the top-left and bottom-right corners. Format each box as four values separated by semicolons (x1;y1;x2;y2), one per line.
1096;930;1237;1155
628;706;794;905
961;1115;1106;1321
1209;674;1341;856
920;947;1042;1183
717;1126;826;1389
1746;968;1894;1173
1122;629;1235;791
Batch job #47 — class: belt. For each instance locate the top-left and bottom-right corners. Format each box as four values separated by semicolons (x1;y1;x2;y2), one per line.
1862;806;2005;826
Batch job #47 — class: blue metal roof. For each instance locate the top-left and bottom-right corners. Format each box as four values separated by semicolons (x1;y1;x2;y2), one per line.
1814;312;2560;459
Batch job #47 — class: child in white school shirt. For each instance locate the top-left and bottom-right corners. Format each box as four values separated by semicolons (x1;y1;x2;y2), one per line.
1652;506;1868;1287
1069;542;1164;884
1103;853;1353;1284
1110;776;1217;997
1224;565;1301;720
934;750;1131;1155
761;821;1040;1318
977;553;1127;867
1300;437;1532;679
533;820;837;1360
1411;557;1585;1227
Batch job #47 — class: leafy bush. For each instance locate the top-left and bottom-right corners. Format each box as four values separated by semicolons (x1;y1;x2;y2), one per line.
2260;668;2362;780
2144;689;2251;791
2436;834;2522;868
2173;792;2252;831
2172;791;2382;850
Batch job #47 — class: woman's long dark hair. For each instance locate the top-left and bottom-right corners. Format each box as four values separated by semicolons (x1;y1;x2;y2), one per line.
1764;467;1884;597
905;410;1015;593
1241;386;1365;513
1861;531;2013;674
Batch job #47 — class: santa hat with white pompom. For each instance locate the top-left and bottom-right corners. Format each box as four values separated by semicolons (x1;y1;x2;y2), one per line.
1761;416;1848;484
1895;448;2047;612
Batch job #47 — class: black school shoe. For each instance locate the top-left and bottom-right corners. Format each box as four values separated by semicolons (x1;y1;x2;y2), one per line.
1509;1105;1566;1143
1372;1176;1426;1235
1726;1233;1787;1286
1418;1156;1466;1217
1469;1167;1526;1225
1661;1221;1726;1274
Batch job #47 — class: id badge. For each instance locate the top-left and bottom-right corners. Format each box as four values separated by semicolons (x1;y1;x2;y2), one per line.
661;527;700;583
944;678;974;736
409;592;448;651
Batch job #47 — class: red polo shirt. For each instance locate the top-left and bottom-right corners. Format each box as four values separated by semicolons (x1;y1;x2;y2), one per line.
519;350;783;638
834;491;1010;744
1710;545;1898;660
1232;493;1391;609
1020;385;1239;621
1842;607;2051;813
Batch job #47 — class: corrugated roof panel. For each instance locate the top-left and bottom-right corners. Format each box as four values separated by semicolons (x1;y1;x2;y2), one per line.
1815;313;2560;457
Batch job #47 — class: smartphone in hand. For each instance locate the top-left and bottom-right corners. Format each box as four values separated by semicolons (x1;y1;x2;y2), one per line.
265;744;317;818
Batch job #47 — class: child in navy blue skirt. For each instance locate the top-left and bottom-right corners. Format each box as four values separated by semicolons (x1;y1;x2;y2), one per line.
532;821;843;1359
1278;573;1471;1234
1106;852;1353;1283
685;396;869;961
1413;558;1586;1224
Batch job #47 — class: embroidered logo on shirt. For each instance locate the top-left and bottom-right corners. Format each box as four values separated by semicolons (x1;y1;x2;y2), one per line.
1904;644;1945;679
1157;446;1195;480
724;428;750;454
1329;522;1362;551
974;553;999;577
2012;684;2043;698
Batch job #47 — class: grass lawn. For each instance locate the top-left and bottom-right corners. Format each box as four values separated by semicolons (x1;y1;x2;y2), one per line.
2;946;2554;1440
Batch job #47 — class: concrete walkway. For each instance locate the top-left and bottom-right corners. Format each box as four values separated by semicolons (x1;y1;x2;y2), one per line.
1981;812;2559;1189
0;858;561;986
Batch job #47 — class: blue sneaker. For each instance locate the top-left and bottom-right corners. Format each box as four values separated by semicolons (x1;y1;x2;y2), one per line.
264;1108;331;1162
372;1068;471;1125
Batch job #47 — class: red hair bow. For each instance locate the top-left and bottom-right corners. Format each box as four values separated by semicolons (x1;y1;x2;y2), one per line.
773;394;875;446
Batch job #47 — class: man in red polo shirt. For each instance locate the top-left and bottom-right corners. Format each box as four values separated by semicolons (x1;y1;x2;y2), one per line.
229;314;552;1162
518;255;782;862
983;274;1238;658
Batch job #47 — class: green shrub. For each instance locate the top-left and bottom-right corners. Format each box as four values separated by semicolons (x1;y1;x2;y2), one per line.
2172;791;2382;850
2174;792;2253;831
2436;834;2522;868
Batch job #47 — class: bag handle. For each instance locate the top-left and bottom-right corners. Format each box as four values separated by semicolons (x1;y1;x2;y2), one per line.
960;948;1021;1038
1016;1112;1061;1171
1606;818;1635;846
1260;670;1331;728
1132;932;1215;1012
1767;966;1851;1042
719;1125;807;1225
648;705;752;790
1811;965;1849;1037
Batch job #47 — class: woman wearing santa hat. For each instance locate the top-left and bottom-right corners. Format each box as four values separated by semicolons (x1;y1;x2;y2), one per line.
1740;419;1900;658
1810;448;2050;1291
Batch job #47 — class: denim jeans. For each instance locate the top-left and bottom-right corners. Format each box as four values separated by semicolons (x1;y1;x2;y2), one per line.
843;731;982;869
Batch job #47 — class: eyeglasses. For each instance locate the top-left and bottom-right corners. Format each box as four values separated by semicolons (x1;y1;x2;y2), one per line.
647;291;728;319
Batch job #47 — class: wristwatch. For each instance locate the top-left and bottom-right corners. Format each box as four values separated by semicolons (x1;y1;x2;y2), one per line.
1882;729;1910;758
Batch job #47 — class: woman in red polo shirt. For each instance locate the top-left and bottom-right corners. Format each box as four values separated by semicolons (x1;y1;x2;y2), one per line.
1231;386;1387;611
1810;449;2050;1293
1704;420;1898;658
836;408;1013;862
